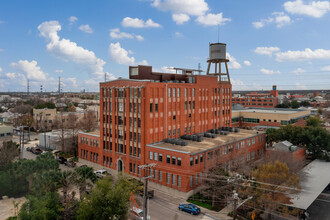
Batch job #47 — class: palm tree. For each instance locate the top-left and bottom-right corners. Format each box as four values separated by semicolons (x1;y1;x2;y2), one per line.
74;166;97;200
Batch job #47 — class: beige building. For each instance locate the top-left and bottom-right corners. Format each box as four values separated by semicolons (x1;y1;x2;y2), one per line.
232;108;311;130
33;108;57;131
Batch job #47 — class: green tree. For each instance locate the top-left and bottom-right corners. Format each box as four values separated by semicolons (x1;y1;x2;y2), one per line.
74;166;97;200
76;176;139;220
35;102;56;109
306;116;322;127
18;192;63;220
291;100;300;109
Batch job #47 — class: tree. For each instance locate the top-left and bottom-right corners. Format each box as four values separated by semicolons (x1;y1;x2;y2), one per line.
74;166;97;200
55;110;68;152
306;116;322;127
76;176;139;220
80;110;97;132
291;100;300;109
35;102;56;109
66;112;80;157
0;141;19;170
240;161;300;219
18;192;63;220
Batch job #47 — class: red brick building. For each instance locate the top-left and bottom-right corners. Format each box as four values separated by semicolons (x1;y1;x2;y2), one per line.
232;85;279;108
78;64;266;193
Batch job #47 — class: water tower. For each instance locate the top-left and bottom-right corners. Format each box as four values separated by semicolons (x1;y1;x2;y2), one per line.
206;43;230;84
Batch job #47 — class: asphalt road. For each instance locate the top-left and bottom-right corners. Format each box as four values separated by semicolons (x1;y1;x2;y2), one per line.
148;197;214;220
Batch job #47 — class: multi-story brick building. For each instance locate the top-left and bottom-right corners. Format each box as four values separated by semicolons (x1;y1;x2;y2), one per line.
78;63;266;194
232;85;279;108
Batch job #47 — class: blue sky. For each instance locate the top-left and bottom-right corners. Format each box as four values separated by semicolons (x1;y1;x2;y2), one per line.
0;0;330;92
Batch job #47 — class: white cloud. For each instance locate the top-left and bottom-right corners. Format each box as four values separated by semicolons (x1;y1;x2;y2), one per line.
38;20;105;78
10;60;46;80
5;72;26;86
291;68;306;74
254;46;280;56
121;17;162;28
284;0;330;18
151;0;209;16
154;66;176;73
79;24;93;34
68;16;78;25
252;12;291;28
174;32;184;37
231;79;250;90
109;42;148;66
296;82;308;90
0;67;2;72
110;28;144;41
0;49;4;52
226;53;241;69
67;77;78;88
196;13;231;26
55;69;63;73
172;13;190;24
275;48;330;61
321;65;330;71
260;68;281;74
243;60;251;66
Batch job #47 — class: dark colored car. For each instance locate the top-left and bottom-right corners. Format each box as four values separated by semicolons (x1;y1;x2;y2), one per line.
57;156;67;164
178;204;201;215
32;147;43;155
26;146;32;152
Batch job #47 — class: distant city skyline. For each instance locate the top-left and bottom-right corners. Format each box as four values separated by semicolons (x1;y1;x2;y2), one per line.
0;0;330;92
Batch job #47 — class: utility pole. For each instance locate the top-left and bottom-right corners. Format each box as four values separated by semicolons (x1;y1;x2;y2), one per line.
138;163;156;220
233;174;239;220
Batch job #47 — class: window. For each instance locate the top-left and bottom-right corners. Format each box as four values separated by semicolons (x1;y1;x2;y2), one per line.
159;171;162;182
247;139;251;146
195;156;199;164
185;88;187;97
190;157;193;166
172;174;176;185
168;130;171;137
154;152;158;161
173;88;176;97
200;155;203;163
185;101;187;110
252;138;255;145
119;103;123;112
192;88;195;96
149;151;153;160
155;103;158;112
178;176;181;187
177;157;181;166
177;88;180;97
172;156;176;165
167;173;170;184
223;146;227;155
236;143;240;150
241;141;245;148
247;153;251;161
154;170;157;180
190;176;193;187
173;129;176;136
159;153;163;162
166;155;171;163
177;128;180;135
252;151;256;160
150;103;153;112
169;88;171;97
129;163;132;172
195;174;198;184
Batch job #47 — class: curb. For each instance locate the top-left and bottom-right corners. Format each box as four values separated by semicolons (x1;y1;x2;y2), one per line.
204;213;223;220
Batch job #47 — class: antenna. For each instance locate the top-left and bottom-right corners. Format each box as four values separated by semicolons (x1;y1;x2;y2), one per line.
58;77;61;95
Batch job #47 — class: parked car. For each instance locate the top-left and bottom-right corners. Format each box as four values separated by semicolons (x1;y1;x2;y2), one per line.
129;207;150;220
178;204;201;215
64;160;76;167
94;169;109;178
139;190;154;199
26;146;33;152
32;147;43;155
57;156;67;164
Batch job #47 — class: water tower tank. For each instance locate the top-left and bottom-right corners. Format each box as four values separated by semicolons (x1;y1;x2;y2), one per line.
209;43;226;61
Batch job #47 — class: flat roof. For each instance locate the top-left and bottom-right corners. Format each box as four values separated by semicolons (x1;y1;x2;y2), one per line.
232;108;306;114
147;130;263;155
78;131;100;137
289;160;330;210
